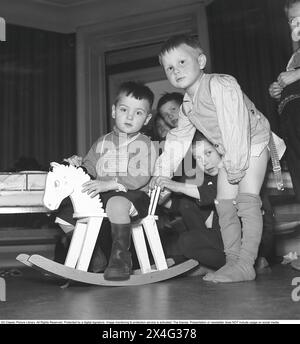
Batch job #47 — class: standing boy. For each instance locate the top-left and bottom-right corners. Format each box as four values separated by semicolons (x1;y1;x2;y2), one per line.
151;34;285;283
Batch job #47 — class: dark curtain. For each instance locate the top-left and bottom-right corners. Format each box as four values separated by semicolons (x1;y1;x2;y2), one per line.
207;0;293;135
0;24;76;171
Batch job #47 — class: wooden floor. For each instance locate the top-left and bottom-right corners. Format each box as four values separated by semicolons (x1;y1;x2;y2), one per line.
1;264;300;321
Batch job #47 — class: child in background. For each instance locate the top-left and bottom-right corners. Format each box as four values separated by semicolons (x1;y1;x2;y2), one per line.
57;81;155;281
159;131;225;271
151;34;285;283
151;93;185;231
152;114;171;142
269;0;300;271
151;92;183;142
269;0;300;203
160;131;276;273
157;92;183;129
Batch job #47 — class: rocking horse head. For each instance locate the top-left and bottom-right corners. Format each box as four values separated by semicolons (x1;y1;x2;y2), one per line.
43;162;104;217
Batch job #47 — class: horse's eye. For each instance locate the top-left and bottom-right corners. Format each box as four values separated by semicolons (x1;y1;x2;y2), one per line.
54;180;60;187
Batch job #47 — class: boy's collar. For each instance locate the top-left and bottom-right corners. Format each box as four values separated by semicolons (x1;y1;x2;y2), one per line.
184;73;206;103
112;126;140;139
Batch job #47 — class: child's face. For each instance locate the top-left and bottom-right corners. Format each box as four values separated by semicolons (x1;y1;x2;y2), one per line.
156;117;171;139
112;94;152;134
160;44;206;96
192;140;221;176
287;2;300;41
158;100;180;128
287;2;300;27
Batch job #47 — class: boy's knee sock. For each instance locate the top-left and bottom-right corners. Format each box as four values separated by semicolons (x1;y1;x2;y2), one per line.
204;194;261;283
215;199;241;262
237;193;263;267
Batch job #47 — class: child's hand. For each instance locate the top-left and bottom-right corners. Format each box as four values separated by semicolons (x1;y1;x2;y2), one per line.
229;176;242;184
155;177;181;193
64;155;83;167
81;180;117;198
149;176;159;190
277;70;300;88
268;82;282;100
150;176;179;192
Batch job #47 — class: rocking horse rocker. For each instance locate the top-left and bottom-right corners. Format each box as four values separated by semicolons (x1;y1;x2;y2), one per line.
17;162;198;286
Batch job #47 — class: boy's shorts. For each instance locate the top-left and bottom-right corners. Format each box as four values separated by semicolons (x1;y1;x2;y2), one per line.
55;190;150;226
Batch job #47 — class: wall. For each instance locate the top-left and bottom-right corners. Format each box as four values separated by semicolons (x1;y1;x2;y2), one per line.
76;2;211;155
207;0;292;134
0;0;212;33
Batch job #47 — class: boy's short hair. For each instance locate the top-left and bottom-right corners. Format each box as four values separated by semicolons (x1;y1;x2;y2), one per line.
157;92;184;112
114;81;154;109
192;131;210;146
159;34;203;61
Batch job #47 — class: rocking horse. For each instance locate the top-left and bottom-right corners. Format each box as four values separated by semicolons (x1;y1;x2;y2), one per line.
17;162;198;286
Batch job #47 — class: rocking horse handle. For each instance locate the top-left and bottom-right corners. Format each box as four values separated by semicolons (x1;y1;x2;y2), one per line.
149;186;161;215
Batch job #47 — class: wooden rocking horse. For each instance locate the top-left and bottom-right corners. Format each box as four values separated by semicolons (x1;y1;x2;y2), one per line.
16;162;198;286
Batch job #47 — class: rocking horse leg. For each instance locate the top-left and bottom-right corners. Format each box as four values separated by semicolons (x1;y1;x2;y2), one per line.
142;215;168;271
76;217;103;271
131;224;152;274
64;220;88;268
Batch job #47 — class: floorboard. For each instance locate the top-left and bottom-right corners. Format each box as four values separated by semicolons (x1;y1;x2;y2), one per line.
1;264;299;321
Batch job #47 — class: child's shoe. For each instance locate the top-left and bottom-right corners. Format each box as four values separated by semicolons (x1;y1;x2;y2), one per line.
255;256;272;274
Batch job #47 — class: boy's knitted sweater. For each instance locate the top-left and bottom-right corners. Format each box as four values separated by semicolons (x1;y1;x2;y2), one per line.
82;128;156;192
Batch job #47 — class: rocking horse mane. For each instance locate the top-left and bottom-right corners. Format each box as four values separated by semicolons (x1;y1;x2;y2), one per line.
50;162;91;182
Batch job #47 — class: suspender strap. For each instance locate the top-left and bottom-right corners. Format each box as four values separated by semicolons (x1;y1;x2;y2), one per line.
269;132;284;191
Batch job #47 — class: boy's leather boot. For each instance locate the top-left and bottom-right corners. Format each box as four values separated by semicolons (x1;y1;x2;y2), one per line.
104;223;132;281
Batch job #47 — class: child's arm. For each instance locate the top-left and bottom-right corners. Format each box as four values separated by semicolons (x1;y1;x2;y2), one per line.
153;107;196;178
81;179;122;198
81;140;101;179
210;75;250;184
277;69;300;88
155;174;217;204
154;176;200;199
